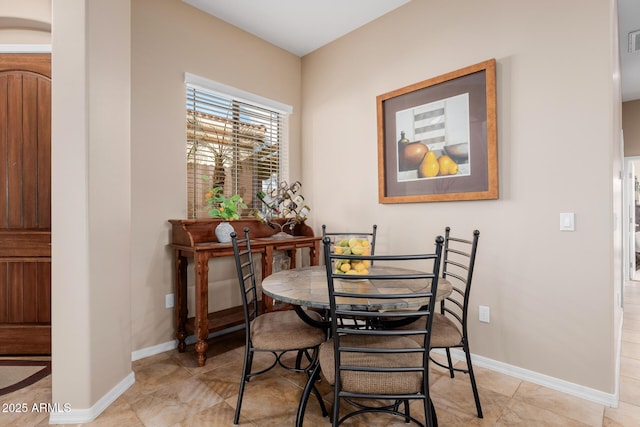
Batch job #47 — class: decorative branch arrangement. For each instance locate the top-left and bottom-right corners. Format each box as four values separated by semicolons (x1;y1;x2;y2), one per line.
252;181;310;238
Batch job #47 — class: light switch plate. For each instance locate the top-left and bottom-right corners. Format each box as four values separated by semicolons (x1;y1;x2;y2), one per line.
479;305;490;323
559;212;575;231
165;293;175;308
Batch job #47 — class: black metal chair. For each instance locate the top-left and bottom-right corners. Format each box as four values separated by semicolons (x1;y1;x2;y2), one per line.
231;228;328;425
380;227;483;418
429;227;482;418
298;235;444;427
386;228;482;418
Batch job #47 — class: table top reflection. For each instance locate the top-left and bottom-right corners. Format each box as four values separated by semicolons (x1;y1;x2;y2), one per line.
261;265;452;311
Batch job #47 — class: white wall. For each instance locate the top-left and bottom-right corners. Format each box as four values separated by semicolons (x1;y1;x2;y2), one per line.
51;0;132;420
301;0;621;394
130;0;303;350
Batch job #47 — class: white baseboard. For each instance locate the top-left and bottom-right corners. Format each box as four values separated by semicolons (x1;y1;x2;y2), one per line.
48;372;135;424
131;339;178;361
131;324;246;361
436;348;618;407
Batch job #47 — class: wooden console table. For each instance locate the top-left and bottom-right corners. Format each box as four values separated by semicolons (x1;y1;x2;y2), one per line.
168;218;320;366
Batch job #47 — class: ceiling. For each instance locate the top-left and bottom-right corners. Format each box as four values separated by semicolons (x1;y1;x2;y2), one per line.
184;0;640;102
182;0;410;56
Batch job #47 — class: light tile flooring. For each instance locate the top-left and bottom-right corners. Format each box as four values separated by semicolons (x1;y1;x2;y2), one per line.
3;281;640;426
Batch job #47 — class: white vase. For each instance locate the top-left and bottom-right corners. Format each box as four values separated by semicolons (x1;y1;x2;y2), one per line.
215;221;234;243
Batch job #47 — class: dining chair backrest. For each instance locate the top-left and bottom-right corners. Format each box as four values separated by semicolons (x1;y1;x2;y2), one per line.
425;226;484;418
232;228;330;425
321;235;444;426
321;224;377;256
440;227;480;336
231;228;260;326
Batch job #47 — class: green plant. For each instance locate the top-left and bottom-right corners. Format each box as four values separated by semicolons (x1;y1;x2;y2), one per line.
205;186;247;221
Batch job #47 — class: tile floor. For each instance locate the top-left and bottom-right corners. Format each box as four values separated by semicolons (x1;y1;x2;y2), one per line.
3;281;640;426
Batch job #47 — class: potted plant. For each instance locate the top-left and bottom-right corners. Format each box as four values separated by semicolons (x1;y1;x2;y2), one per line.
205;186;247;242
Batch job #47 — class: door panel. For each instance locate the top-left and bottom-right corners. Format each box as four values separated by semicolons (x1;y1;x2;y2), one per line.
0;54;51;355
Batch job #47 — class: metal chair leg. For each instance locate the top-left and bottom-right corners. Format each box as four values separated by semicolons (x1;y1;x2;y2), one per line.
445;347;455;378
464;344;483;418
234;347;253;424
429;397;438;427
296;362;327;427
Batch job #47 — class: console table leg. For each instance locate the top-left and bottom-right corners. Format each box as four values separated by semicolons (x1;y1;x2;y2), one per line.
310;241;320;266
177;332;187;353
262;295;274;314
195;253;210;366
174;251;188;353
195;339;208;367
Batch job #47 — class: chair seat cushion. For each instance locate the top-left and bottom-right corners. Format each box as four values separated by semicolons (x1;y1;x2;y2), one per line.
251;309;326;351
391;313;462;348
431;313;462;348
319;335;424;395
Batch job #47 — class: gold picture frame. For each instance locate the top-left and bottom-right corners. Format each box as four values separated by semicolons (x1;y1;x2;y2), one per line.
377;59;498;203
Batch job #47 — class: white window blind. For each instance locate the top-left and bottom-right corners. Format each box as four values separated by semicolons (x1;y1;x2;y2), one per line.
185;74;290;219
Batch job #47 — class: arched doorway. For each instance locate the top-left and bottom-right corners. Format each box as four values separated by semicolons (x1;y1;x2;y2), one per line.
0;53;51;354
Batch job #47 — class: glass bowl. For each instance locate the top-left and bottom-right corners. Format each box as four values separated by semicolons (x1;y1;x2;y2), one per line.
331;235;372;276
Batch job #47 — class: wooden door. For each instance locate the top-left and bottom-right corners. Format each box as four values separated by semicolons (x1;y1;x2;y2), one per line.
0;54;51;355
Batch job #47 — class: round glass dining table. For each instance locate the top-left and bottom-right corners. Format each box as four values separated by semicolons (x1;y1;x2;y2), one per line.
261;264;452;313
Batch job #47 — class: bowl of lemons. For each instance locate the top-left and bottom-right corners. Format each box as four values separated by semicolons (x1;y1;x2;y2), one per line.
332;236;372;275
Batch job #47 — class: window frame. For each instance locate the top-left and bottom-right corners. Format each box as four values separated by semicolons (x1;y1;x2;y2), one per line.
185;73;292;219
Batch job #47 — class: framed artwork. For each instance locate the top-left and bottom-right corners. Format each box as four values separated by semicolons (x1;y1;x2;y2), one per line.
376;59;498;203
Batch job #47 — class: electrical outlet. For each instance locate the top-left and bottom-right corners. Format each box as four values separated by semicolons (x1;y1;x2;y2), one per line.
479;305;490;323
165;293;175;309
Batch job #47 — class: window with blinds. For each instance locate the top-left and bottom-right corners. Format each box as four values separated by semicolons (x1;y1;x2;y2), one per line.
186;79;289;219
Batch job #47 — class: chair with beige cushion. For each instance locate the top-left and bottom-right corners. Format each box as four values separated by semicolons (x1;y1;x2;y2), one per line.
231;228;328;425
430;227;482;418
386;227;482;418
297;235;444;427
